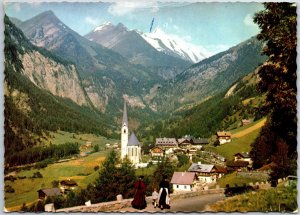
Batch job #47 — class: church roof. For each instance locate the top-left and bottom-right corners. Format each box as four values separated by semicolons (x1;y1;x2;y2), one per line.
128;133;140;146
122;102;128;126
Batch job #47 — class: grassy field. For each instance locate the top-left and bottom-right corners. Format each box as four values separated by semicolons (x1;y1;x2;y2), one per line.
230;118;266;135
206;119;263;161
48;131;117;149
209;186;297;212
5;131;118;211
215;172;264;188
5;150;109;210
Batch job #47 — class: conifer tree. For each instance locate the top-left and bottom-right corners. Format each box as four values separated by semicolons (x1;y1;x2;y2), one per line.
250;3;297;181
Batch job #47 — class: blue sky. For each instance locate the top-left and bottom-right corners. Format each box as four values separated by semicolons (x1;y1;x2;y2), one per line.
4;1;263;54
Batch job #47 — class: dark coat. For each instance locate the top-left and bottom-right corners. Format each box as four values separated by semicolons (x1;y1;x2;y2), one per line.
131;179;147;210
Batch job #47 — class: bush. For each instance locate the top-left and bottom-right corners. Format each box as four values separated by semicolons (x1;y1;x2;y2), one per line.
5;185;15;193
94;166;99;171
32;171;43;178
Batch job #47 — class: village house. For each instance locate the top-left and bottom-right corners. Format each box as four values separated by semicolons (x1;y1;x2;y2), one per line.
188;162;226;184
170;172;197;193
178;139;193;149
216;131;232;144
234;152;253;165
155;138;177;154
37;188;61;199
60;179;78;193
192;138;208;150
149;146;164;159
241;119;251;126
226;160;249;171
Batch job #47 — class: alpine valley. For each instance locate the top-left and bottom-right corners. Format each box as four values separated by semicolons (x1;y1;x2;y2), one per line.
5;10;266;164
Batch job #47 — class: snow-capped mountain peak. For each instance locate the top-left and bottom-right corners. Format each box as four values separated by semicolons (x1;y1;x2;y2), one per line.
94;22;113;32
139;28;210;63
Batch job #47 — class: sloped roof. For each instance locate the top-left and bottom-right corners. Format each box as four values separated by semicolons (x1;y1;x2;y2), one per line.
128;132;140;146
226;160;249;167
188;163;214;173
234;152;250;158
122;102;128;127
192;138;209;144
60;179;78;186
171;172;196;185
216;132;231;137
150;146;164;153
38;188;61;197
156;138;177;145
214;165;228;173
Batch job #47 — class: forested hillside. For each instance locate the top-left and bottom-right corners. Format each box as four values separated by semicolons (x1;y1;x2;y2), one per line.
4;15;113;166
141;70;265;140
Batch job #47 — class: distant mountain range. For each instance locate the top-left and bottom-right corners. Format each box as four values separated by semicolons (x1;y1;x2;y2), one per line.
8;10;266;137
85;22;191;67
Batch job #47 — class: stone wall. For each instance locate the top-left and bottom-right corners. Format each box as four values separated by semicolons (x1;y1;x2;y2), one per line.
56;188;224;212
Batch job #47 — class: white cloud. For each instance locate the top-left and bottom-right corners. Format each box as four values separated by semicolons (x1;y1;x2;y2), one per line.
84;16;101;26
243;13;257;27
108;1;159;16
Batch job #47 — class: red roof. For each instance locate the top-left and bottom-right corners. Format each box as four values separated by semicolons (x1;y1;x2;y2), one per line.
170;172;196;185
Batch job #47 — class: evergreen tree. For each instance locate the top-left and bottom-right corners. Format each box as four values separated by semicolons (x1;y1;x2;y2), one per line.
250;3;297;181
93;151;136;202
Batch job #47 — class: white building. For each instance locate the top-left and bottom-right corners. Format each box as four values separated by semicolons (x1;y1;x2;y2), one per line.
170;172;197;192
121;102;141;165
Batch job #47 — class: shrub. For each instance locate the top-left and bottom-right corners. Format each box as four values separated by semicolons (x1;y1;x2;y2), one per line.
32;171;43;178
5;185;15;193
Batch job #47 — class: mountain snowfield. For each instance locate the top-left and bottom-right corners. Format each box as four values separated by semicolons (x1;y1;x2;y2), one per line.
139;28;211;63
91;22;209;63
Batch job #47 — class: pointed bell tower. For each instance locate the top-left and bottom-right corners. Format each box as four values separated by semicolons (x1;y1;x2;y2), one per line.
121;101;129;160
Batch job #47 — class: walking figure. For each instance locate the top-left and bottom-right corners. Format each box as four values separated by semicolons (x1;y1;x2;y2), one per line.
152;188;159;208
158;175;171;210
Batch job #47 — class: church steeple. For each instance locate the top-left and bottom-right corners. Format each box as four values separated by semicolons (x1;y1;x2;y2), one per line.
121;101;129;160
122;101;128;127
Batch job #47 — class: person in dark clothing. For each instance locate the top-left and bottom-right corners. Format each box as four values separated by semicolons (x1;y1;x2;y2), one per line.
158;175;170;210
131;176;147;210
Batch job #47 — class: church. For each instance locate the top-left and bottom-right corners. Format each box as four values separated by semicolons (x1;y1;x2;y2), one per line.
121;102;141;165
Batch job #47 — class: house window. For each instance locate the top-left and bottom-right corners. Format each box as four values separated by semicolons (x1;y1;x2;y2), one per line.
124;129;126;133
176;185;179;188
184;185;187;189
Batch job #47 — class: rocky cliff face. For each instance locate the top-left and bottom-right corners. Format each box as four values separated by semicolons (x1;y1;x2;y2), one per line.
21;50;88;106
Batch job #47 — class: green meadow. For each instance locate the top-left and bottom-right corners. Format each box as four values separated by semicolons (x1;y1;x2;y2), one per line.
5;132;117;211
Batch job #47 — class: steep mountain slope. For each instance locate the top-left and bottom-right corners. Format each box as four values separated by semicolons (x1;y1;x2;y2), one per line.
144;68;266;139
148;37;266;111
140;28;209;63
4;15;113;163
85;22;190;69
17;11;158;112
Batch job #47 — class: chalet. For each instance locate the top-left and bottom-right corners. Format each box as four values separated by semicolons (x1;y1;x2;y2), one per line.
241;119;251;126
170;172;197;192
60;179;78;193
178;139;192;148
38;188;61;199
234;152;252;164
155;138;178;149
149;146;164;158
226;160;249;171
216;132;231;144
188;162;225;184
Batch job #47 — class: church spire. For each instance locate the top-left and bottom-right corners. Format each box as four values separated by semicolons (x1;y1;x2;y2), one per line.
122;101;128;127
